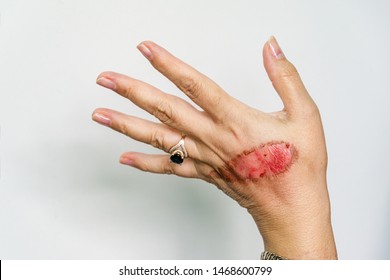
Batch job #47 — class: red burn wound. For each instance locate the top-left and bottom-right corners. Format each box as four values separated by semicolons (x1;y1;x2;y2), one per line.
231;142;295;180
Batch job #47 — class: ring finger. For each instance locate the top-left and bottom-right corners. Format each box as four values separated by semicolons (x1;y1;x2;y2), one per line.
92;108;202;160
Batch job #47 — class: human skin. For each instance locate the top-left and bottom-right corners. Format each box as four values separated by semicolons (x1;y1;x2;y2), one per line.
92;37;337;259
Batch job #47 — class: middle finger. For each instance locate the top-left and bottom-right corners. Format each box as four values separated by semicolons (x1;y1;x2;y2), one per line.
96;71;213;138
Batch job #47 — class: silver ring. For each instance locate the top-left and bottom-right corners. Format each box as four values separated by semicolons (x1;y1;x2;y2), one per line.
169;136;188;165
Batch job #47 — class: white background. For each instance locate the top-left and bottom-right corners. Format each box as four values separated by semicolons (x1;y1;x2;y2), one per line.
0;0;389;259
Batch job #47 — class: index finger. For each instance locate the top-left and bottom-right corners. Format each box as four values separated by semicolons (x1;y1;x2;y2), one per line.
137;41;235;121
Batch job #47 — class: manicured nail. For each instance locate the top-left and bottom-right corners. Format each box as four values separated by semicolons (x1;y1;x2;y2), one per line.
96;77;116;90
120;156;134;166
268;36;285;59
92;112;111;126
137;43;152;60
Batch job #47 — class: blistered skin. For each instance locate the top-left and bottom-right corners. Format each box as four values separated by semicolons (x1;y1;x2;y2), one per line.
228;142;295;180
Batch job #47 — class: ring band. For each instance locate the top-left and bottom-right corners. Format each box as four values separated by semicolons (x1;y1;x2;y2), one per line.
169;136;188;165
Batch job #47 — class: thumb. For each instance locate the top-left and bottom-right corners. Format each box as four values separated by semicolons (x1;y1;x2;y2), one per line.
263;36;316;116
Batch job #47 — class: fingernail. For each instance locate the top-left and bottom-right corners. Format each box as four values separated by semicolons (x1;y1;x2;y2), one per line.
92;112;111;127
120;156;134;166
96;77;116;90
268;36;285;59
137;43;152;60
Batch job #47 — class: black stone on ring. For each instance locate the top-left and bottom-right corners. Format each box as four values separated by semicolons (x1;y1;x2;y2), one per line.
168;137;188;165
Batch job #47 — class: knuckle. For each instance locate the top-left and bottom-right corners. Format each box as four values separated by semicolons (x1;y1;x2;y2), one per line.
163;162;175;175
124;86;134;99
178;76;202;100
117;122;130;136
278;63;299;79
153;100;173;124
123;84;138;99
137;161;149;172
150;130;166;150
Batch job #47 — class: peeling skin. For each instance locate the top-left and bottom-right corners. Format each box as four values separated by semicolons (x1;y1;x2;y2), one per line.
220;142;296;181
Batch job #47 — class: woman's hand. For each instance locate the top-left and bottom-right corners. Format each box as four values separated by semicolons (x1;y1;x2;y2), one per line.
92;37;337;259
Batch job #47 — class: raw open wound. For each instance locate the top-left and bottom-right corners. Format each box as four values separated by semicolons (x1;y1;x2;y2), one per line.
232;142;294;179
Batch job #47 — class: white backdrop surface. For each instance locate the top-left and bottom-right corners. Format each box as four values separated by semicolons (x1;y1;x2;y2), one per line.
0;0;389;259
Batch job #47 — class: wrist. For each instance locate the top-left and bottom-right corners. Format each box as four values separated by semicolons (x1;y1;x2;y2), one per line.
248;181;337;259
261;217;337;259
